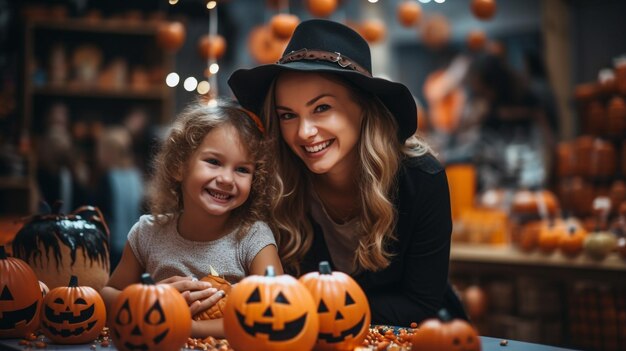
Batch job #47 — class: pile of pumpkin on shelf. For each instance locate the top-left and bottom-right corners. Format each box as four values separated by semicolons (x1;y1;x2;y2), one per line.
510;189;626;261
1;204;482;351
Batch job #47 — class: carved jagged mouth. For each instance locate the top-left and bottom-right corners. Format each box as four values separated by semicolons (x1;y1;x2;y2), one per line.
318;314;366;343
0;301;38;329
45;304;94;323
113;328;169;351
235;310;307;341
42;321;97;337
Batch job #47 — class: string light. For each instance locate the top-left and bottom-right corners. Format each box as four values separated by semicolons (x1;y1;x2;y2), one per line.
434;0;445;3
368;0;379;3
197;81;211;95
183;77;198;91
209;63;219;74
168;0;178;5
165;72;180;87
206;1;217;10
418;0;432;3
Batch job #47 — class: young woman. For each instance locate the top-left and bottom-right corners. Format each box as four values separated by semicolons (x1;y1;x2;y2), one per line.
228;19;466;326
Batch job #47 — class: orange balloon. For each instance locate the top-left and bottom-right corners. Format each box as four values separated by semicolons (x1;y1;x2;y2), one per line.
471;0;497;20
307;0;338;18
198;34;227;60
397;1;422;27
156;21;186;53
359;19;386;43
270;13;300;39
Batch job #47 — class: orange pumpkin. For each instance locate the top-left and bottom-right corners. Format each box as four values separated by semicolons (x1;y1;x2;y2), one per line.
558;222;587;257
463;285;488;321
41;275;106;344
0;245;42;338
156;21;186;53
466;30;487;51
270;13;300;39
538;220;565;254
359;19;386;43
411;309;482;351
299;261;370;351
197;34;226;60
12;205;110;291
517;220;542;252
397;1;422;27
307;0;338;18
470;0;496;20
223;266;318;351
109;273;191;351
194;269;231;320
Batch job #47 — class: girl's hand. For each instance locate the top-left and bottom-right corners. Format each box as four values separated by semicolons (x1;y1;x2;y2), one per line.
157;276;217;307
187;290;226;316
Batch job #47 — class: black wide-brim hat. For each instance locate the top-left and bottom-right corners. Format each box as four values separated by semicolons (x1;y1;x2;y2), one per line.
228;19;417;142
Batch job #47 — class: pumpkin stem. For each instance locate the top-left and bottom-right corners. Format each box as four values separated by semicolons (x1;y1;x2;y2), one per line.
69;275;79;287
265;265;275;277
437;309;452;322
319;261;332;275
141;273;156;285
0;245;6;259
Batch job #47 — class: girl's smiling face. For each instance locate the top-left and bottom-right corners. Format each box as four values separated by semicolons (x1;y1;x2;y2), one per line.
179;124;255;220
274;72;363;176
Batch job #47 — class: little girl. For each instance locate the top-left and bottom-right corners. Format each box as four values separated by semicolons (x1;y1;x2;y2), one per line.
101;99;282;338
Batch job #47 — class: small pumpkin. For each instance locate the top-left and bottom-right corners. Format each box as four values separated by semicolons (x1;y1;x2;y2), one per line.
270;13;300;39
109;273;191;351
307;0;338;18
411;309;482;351
558;222;588;257
194;266;232;320
583;231;618;261
41;275;106;344
470;0;496;20
12;204;110;291
299;261;370;351
223;266;319;351
0;245;43;339
537;219;565;254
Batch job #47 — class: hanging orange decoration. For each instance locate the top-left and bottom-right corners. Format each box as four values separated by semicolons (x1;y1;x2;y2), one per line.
307;0;338;18
270;13;300;39
248;25;289;64
421;14;451;50
156;21;186;53
471;0;497;20
359;19;386;43
466;29;487;51
198;34;227;60
397;1;422;27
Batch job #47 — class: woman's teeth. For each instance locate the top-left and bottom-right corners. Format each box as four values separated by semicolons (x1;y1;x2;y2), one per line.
304;140;332;153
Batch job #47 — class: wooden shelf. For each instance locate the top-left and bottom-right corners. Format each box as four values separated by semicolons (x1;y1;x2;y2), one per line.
0;177;31;190
28;18;158;36
450;243;626;282
32;86;167;100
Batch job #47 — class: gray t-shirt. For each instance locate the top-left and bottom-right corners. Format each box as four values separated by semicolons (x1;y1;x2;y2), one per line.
128;214;276;284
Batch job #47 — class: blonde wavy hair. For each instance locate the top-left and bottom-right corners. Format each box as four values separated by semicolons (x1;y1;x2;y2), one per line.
148;99;272;233
262;73;432;275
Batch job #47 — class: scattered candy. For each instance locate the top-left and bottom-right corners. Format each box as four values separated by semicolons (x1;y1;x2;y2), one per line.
500;339;509;346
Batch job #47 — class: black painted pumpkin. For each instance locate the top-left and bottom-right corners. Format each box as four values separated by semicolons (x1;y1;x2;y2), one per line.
0;245;43;339
109;273;191;351
223;266;319;351
299;261;370;351
41;275;106;344
12;203;110;291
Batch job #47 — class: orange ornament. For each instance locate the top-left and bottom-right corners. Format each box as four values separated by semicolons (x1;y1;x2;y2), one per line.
466;30;487;51
248;25;289;64
156;21;186;53
270;13;300;39
397;1;422;27
471;0;497;20
421;14;451;50
359;19;386;43
463;285;488;320
307;0;338;18
198;34;226;60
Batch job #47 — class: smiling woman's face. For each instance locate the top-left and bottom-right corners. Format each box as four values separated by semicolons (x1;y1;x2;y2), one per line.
274;71;363;176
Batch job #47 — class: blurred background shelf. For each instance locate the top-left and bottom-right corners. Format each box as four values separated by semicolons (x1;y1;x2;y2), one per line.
31;86;168;100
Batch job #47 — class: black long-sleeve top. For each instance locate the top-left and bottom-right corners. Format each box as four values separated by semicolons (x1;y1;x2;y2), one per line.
299;154;458;326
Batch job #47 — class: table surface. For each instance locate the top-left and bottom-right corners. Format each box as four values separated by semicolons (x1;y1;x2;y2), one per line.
0;336;580;351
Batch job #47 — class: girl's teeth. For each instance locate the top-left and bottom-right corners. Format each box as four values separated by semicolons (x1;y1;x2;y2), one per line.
208;190;229;200
305;141;331;153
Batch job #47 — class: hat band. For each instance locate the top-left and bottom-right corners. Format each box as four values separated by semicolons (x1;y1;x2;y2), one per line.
278;49;372;77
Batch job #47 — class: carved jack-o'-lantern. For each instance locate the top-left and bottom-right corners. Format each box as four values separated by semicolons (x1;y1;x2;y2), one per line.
12;204;110;291
109;273;191;351
194;266;232;320
411;309;482;351
0;245;43;338
299;261;370;351
41;275;106;344
224;266;319;351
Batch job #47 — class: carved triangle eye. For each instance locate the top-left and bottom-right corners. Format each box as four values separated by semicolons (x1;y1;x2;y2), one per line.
115;299;132;326
246;288;261;303
274;292;289;304
0;286;13;301
318;299;329;313
345;292;355;306
145;300;166;325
